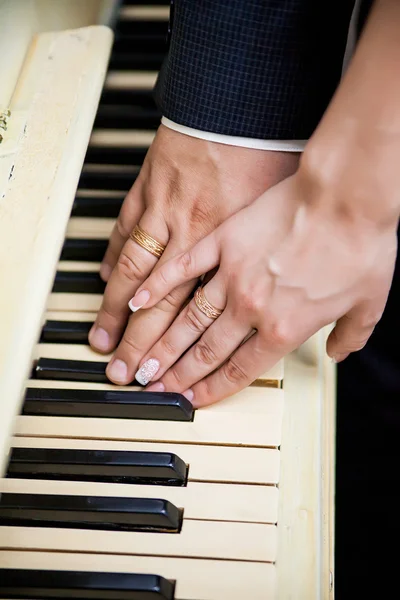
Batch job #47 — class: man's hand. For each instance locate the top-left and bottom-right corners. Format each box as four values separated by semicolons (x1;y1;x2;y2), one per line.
88;124;299;384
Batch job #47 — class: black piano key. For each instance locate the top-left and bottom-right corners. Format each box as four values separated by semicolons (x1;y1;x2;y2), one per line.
7;448;187;486
123;0;169;4
116;21;168;38
72;194;124;217
60;239;108;262
78;166;140;191
23;387;194;421
85;146;148;166
34;358;110;383
0;493;182;532
109;52;164;71
113;32;167;54
94;105;161;130
40;320;93;344
0;569;175;600
52;272;106;294
99;88;157;107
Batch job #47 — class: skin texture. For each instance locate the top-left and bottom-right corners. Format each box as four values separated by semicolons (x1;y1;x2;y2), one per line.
129;0;400;407
88;124;300;384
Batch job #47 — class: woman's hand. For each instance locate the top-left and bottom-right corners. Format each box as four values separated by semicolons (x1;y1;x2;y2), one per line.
88;124;299;384
129;167;398;407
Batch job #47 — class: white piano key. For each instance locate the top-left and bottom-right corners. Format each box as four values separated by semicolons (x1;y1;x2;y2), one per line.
47;293;102;312
120;6;170;20
105;71;158;91
0;520;277;561
57;261;102;272
44;311;97;322
10;436;280;485
66;217;115;239
90;129;155;148
0;551;276;600
75;189;126;199
0;478;279;524
17;384;284;447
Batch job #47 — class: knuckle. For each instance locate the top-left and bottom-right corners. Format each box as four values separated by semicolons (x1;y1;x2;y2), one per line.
360;311;383;330
115;216;131;240
117;251;147;282
268;320;293;348
98;303;123;326
223;358;248;385
167;365;183;387
178;251;194;278
188;200;219;233
156;290;185;314
193;378;215;406
238;289;265;315
344;335;371;353
193;340;219;366
120;334;144;357
159;336;177;357
157;266;171;288
183;307;207;334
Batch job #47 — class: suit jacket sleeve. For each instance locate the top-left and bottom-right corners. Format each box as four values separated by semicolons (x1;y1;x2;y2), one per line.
155;0;356;140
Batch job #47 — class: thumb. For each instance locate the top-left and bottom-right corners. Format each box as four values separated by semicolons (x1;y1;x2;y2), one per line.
326;296;387;362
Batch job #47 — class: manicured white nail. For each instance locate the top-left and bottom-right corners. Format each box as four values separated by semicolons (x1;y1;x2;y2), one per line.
135;358;160;385
129;289;150;312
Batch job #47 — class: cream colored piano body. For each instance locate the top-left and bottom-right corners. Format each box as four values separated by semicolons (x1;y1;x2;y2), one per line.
0;0;115;470
0;2;336;598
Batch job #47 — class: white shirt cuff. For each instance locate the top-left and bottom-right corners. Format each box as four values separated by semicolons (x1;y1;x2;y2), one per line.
161;117;306;152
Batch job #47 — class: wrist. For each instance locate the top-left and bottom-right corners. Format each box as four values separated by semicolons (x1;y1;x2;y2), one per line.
299;135;400;232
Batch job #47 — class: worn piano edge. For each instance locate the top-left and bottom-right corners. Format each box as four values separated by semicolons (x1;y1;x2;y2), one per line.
276;330;335;600
0;25;113;476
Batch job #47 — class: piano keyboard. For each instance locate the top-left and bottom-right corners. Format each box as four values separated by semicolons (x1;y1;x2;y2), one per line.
0;1;335;598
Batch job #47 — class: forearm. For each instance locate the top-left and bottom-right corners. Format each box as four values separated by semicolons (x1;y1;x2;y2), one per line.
303;0;400;228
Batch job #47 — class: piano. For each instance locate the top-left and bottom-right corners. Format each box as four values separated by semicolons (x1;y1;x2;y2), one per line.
0;1;336;598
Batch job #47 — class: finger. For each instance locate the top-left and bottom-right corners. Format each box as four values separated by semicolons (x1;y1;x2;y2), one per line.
187;332;288;408
128;232;220;312
105;279;195;384
132;275;228;387
326;297;386;362
89;209;169;353
100;179;145;282
155;314;251;394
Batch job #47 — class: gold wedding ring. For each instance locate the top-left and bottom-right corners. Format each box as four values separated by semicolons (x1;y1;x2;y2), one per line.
194;286;223;320
130;224;166;258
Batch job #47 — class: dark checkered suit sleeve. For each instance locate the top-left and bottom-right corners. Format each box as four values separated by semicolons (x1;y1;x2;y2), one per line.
155;0;356;140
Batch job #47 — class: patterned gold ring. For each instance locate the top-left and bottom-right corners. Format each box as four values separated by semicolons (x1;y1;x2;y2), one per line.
194;286;223;320
130;224;166;259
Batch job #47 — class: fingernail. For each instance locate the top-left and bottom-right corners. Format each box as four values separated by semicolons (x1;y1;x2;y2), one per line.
129;289;150;312
89;326;110;352
100;263;112;282
135;358;160;385
107;358;128;383
182;389;194;402
146;381;165;392
331;357;338;364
